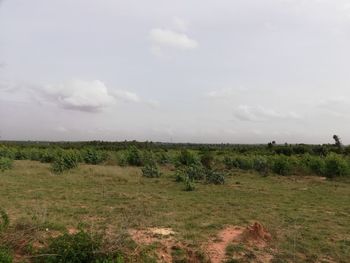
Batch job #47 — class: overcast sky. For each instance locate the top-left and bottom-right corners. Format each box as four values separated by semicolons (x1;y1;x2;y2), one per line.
1;0;350;144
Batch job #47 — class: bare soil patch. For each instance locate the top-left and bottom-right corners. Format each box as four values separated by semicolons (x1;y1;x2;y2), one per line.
129;227;200;263
206;222;273;263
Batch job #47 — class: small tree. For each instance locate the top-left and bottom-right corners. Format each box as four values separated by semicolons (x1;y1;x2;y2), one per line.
333;135;342;149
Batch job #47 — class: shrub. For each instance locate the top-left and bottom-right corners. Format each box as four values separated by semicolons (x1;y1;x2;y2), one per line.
40;149;57;163
155;150;170;165
82;148;108;165
224;156;238;169
0;247;12;263
235;155;253;170
51;151;79;174
183;176;195;191
28;148;42;161
301;154;325;175
0;146;15;159
117;152;128;167
0;209;9;232
126;146;143;166
142;151;157;166
271;155;292;176
177;149;199;166
142;163;161;178
205;170;225;184
324;154;349;178
224;155;254;170
185;164;205;181
253;156;269;175
200;151;214;169
174;170;186;182
0;158;13;172
37;231;101;263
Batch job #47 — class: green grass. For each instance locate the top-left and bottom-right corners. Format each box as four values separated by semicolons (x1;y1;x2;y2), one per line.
0;160;349;262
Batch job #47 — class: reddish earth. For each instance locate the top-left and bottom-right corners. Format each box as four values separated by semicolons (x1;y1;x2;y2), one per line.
129;227;201;263
130;223;273;263
206;226;245;263
129;227;176;263
206;222;273;263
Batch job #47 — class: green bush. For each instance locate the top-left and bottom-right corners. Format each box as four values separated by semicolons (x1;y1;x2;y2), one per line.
253;156;269;175
200;151;214;169
236;155;254;170
183;176;195;191
224;155;253;170
37;231;101;263
271;155;292;176
184;164;205;181
0;247;12;263
0;146;15;159
174;170;186;182
301;154;325;175
51;151;79;174
142;151;157;166
324;153;349;178
155;150;170;165
116;152;128;167
0;209;10;232
205;170;225;184
125;146;143;166
82;148;108;165
177;149;199;166
223;156;238;169
0;157;13;172
40;149;57;163
141;163;161;178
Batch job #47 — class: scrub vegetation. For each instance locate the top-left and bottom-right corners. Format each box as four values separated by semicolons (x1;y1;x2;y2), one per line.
0;138;349;262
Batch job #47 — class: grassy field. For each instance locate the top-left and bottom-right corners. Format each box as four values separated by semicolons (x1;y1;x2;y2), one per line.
0;160;349;262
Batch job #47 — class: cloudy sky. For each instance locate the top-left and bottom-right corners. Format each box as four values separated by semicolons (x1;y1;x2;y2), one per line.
1;0;350;144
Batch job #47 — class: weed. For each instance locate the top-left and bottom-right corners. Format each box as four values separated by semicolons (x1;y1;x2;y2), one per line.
37;230;101;263
205;169;225;185
51;151;79;174
142;163;161;178
0;209;9;232
324;153;349;178
0;247;12;263
0;158;13;172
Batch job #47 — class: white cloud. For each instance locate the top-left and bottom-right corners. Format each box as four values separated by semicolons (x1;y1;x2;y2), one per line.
149;28;198;50
1;79;153;113
111;89;140;103
233;105;301;122
41;79;115;112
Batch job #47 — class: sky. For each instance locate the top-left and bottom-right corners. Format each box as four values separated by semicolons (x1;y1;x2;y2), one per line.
1;0;350;144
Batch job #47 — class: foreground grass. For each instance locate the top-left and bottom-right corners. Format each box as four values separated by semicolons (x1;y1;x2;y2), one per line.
0;160;349;262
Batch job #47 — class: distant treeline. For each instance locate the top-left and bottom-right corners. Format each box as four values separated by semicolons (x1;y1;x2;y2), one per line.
0;140;349;156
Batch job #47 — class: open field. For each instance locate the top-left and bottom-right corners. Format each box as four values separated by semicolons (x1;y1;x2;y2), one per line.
1;160;349;262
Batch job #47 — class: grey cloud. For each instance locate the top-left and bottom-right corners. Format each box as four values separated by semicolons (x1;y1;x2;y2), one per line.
1;79;156;113
233;105;301;122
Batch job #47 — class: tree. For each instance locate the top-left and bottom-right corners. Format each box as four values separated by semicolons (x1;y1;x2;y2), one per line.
333;135;342;149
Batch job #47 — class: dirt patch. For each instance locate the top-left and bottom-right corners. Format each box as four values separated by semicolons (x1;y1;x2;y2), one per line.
206;222;273;263
241;222;272;247
129;227;200;263
206;226;245;263
67;227;79;235
129;227;175;263
129;227;174;246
